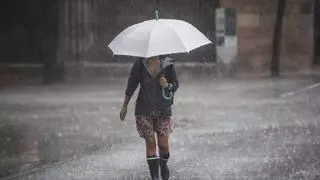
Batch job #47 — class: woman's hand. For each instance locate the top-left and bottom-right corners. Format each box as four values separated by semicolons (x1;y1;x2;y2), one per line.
119;106;127;121
160;77;169;88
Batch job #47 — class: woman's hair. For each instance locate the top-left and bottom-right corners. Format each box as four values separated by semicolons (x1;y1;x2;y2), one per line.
159;55;166;60
144;55;170;61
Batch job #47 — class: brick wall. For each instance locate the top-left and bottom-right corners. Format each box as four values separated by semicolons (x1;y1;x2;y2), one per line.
281;0;314;70
220;0;314;72
57;0;315;72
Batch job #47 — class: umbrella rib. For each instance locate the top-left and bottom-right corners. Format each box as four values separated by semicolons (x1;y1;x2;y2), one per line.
109;24;137;47
146;22;156;58
162;22;190;52
109;22;147;57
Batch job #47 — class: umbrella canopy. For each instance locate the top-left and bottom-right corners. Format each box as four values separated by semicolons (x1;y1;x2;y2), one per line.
108;19;212;58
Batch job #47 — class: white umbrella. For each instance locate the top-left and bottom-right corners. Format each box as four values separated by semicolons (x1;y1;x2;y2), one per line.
108;18;212;58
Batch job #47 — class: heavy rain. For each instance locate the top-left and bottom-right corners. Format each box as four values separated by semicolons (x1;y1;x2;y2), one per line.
1;0;320;180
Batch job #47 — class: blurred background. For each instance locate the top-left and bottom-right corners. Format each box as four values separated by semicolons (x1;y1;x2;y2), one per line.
0;0;320;179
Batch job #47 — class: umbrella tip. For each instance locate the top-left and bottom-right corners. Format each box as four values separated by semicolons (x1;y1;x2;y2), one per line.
155;10;159;20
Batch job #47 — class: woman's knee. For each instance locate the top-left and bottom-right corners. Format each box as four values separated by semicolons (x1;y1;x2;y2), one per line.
157;136;170;152
158;144;169;152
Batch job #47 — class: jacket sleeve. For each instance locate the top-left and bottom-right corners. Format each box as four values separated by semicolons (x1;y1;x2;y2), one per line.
125;60;141;97
167;64;179;92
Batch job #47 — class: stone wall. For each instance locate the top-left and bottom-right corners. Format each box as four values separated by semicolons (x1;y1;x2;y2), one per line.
220;0;314;72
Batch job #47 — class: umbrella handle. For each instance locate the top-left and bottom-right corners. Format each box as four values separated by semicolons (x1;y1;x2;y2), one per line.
162;87;173;100
160;57;172;100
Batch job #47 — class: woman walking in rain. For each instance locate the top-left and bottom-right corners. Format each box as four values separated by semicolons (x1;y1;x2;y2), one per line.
119;55;179;180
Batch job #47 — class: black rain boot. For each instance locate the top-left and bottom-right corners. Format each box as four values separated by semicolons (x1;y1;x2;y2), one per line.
147;156;160;180
160;157;170;180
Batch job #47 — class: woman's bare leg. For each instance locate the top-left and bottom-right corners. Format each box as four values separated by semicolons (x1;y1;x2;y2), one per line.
145;135;157;156
145;134;159;180
157;135;170;154
157;135;170;180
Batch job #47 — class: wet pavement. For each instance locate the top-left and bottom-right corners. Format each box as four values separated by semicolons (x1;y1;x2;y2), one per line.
0;75;320;180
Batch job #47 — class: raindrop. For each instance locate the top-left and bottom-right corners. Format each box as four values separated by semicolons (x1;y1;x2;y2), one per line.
6;137;11;142
32;115;39;119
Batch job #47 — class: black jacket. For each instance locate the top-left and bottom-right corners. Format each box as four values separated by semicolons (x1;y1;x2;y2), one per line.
125;58;179;116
